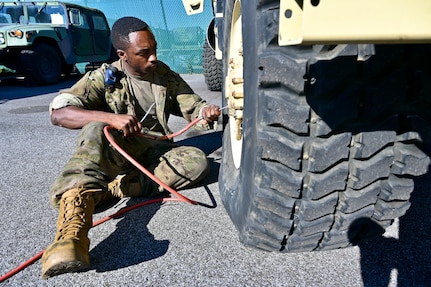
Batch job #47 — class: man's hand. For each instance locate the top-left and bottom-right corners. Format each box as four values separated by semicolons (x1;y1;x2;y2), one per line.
110;114;142;137
200;104;221;124
51;106;142;137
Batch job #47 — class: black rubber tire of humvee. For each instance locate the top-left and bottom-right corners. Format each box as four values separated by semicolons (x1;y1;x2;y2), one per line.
28;43;62;85
202;41;222;91
219;0;431;252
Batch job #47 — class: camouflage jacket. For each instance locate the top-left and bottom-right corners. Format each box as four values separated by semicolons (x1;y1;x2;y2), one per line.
50;60;210;134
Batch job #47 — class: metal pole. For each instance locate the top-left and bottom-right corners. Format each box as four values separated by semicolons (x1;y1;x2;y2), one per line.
159;0;171;50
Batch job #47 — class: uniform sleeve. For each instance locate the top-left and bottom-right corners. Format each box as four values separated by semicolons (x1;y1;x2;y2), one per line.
177;94;208;119
176;91;212;130
49;66;107;112
49;93;84;114
165;71;206;116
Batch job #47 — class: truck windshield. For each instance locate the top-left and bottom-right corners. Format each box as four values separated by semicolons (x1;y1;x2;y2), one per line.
0;3;66;25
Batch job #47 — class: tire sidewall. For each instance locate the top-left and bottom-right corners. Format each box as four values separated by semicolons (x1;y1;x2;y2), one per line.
219;0;260;236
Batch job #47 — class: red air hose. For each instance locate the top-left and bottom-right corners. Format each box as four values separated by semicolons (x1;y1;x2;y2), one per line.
0;117;204;283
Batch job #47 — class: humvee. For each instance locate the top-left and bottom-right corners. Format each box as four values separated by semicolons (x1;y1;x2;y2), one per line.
0;1;114;84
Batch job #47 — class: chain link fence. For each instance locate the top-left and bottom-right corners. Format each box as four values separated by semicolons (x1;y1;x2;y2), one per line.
69;0;213;73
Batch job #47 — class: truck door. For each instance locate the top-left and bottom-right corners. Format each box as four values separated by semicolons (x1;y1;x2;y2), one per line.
69;8;110;58
89;12;110;57
69;9;93;56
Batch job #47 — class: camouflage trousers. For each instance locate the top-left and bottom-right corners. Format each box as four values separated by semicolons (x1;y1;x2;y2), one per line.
49;122;209;208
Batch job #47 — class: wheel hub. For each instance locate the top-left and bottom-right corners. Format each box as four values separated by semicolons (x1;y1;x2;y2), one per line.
225;0;244;169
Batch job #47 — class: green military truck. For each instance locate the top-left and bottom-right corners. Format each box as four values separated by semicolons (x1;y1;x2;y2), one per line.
183;0;431;252
0;1;113;84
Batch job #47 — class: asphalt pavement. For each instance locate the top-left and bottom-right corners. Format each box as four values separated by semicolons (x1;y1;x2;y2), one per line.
1;74;430;286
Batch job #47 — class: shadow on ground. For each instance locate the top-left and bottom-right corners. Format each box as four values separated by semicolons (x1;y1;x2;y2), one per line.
354;174;431;287
90;131;222;272
90;198;168;272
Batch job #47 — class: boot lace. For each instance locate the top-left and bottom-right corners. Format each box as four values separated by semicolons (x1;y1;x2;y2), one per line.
55;189;98;241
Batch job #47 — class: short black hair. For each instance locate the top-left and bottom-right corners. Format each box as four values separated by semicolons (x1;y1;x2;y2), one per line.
111;17;150;50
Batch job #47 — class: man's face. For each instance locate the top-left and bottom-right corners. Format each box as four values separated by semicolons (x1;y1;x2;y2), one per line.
120;30;158;76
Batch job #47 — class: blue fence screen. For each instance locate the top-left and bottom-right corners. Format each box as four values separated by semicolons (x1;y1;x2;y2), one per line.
69;0;213;73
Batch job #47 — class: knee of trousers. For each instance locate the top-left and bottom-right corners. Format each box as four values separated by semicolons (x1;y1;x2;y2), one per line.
154;146;209;190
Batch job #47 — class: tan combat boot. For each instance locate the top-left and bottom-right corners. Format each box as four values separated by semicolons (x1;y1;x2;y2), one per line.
41;188;96;279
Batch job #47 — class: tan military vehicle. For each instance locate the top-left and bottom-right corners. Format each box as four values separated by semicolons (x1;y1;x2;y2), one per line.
183;0;431;252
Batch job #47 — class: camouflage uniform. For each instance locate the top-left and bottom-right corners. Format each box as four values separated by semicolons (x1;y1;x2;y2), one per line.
49;60;211;207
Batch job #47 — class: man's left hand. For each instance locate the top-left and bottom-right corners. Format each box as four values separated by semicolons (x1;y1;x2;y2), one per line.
201;104;221;123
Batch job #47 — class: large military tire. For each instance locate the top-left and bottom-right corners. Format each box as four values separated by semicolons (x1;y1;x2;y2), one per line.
203;41;222;91
219;0;431;252
29;43;62;85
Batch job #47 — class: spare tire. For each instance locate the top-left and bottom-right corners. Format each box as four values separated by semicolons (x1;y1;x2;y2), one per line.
219;0;431;252
202;41;222;91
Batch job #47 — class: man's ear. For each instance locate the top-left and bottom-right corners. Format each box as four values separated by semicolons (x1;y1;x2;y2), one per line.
116;49;126;60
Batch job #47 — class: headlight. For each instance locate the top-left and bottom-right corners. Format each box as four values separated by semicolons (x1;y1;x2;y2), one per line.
8;29;23;38
0;32;5;44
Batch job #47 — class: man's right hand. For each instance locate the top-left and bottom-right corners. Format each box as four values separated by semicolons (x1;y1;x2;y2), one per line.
51;106;142;137
110;114;142;137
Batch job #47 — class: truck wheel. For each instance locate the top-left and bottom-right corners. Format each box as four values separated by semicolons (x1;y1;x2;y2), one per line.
203;41;222;91
29;43;62;85
219;0;431;252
